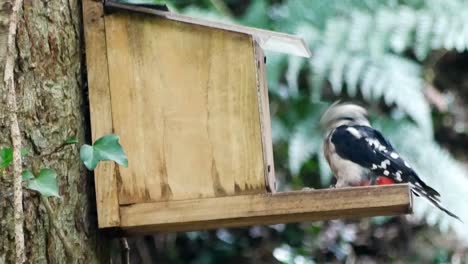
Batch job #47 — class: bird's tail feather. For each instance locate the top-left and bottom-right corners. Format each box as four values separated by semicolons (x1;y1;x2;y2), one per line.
411;187;462;223
410;177;440;201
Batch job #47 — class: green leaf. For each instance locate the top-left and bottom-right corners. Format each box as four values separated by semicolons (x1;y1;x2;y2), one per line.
80;144;94;170
64;136;78;145
0;147;13;168
80;134;128;170
26;168;60;197
22;170;34;181
117;0;165;4
21;147;28;157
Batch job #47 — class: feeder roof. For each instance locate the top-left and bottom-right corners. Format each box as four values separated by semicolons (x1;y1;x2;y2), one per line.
105;1;312;58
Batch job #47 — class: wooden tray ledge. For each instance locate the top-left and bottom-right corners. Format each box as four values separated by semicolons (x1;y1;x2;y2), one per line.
119;184;412;234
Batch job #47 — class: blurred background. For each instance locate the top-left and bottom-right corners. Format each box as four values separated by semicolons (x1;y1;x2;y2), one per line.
116;0;468;263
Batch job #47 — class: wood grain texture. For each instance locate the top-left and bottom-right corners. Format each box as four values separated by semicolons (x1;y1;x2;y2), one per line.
120;184;412;234
254;40;276;192
104;1;311;58
105;12;267;204
82;0;120;227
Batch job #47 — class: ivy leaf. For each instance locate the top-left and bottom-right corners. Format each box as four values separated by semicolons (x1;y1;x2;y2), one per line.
25;168;60;197
80;145;94;169
0;147;13;168
117;0;165;4
21;148;28;157
22;170;34;181
64;136;78;145
80;134;128;170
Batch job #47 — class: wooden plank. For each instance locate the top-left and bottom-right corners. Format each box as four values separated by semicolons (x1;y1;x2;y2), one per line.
82;0;120;227
119;184;412;234
104;1;311;58
253;40;276;192
105;13;267;204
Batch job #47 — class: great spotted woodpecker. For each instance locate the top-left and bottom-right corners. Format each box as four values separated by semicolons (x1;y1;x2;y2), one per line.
321;102;460;221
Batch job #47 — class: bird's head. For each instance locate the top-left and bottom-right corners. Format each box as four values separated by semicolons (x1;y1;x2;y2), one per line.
320;102;370;134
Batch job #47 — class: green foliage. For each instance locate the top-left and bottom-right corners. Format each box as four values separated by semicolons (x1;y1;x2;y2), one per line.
379;121;468;234
21;170;34;181
116;0;165;4
64;136;78;145
22;169;60;198
1;147;28;172
276;0;468;234
273;244;315;264
165;0;468;261
80;134;128;170
115;0;468;262
2;134;127;197
171;0;468;234
0;147;13;168
20;147;27;157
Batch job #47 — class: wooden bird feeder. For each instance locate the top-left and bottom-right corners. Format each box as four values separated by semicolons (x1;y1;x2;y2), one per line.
82;0;412;234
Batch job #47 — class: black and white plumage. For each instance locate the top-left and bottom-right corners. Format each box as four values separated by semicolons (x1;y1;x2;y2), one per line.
321;102;460;221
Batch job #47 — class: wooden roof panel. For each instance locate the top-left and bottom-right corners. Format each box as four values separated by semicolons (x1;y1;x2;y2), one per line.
105;1;311;58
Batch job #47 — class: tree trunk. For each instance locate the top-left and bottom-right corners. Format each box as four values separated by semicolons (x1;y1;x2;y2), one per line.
0;0;110;263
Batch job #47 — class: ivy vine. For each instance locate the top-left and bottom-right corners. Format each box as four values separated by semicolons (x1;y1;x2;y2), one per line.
1;134;127;197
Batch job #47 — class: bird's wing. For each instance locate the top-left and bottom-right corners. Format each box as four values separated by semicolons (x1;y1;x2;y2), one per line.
332;125;462;221
330;125;439;196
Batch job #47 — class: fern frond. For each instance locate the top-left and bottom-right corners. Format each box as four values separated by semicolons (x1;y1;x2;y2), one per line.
390;7;417;54
382;123;468;239
271;118;290;143
305;3;468;62
347;12;372;52
414;12;432;60
329;52;348;95
308;46;433;135
286;56;305;97
318;144;332;186
288;119;322;175
344;56;366;97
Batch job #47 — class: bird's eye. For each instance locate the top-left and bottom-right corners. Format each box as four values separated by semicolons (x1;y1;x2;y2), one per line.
342;117;354;121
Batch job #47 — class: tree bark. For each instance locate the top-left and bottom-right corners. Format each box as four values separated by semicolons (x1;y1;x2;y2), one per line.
0;0;109;263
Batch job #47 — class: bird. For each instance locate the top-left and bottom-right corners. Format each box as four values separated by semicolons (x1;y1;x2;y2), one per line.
320;101;461;221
